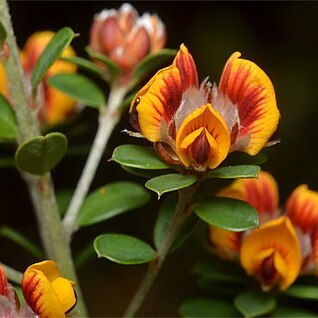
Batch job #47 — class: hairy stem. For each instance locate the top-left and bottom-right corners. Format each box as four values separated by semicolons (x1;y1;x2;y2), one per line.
0;1;87;315
63;85;127;241
123;181;201;317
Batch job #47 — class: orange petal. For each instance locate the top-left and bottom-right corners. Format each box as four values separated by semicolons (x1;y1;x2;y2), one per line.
129;65;183;142
286;185;318;234
0;264;10;298
208;226;242;260
240;216;301;290
0;63;8;98
173;44;199;89
22;260;76;318
176;103;230;170
218;171;279;222
219;52;280;155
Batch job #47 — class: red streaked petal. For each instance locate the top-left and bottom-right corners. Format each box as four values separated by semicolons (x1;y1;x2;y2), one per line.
22;261;76;318
173;44;199;89
219;52;280;155
129;65;183;142
208;226;242;260
286;184;318;234
0;264;9;298
218;171;279;222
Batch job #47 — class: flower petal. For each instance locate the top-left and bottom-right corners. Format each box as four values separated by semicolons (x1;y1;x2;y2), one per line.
219;52;280;155
173;44;199;89
286;184;318;234
22;260;76;318
176;103;230;170
240;216;301;290
218;171;279;222
0;264;9;298
130;65;183;142
208;226;242;260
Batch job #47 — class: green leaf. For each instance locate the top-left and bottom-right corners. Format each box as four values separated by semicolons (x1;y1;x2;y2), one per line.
284;284;318;300
154;195;198;251
121;165;166;178
224;151;267;166
207;165;260;179
56;190;73;216
0;20;7;43
60;56;106;78
86;46;121;79
74;242;95;269
94;233;156;264
0;157;14;168
146;173;197;198
111;144;170;170
78;181;150;227
196;278;244;296
132;49;176;83
31;27;76;93
0;226;44;259
234;290;276;317
0;94;17;139
15;132;68;175
192;259;247;285
48;73;105;108
271;305;318;317
194;197;259;231
179;297;240;317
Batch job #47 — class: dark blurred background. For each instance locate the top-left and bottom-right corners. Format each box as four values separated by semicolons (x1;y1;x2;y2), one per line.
1;1;318;316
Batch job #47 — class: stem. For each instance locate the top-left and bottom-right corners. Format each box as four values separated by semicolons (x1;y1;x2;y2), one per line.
1;264;23;285
0;1;87;315
123;181;201;317
63;85;127;241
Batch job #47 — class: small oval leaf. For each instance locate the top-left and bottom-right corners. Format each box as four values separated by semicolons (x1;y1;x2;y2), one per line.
94;233;156;265
86;46;121;79
207;165;260;179
0;20;7;42
78;181;150;227
48;73;105;108
15;132;68;175
284;285;318;300
111;145;170;170
194;197;259;231
31;27;76;92
145;174;197;198
60;56;106;78
179;297;240;318
234;290;276;317
132;49;176;85
0;94;17;139
154;195;198;251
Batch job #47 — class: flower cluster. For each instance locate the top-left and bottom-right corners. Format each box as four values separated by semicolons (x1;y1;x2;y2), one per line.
0;31;77;127
209;171;318;291
129;44;280;172
0;260;76;318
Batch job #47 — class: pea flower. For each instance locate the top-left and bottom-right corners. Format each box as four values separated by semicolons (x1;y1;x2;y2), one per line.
0;31;77;127
129;44;280;172
209;171;318;291
21;260;77;318
89;3;166;75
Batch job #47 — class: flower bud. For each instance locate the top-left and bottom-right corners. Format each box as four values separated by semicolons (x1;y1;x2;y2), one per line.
89;3;166;73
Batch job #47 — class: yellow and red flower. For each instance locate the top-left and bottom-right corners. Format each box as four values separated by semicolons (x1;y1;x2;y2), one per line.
21;260;77;318
0;31;77;127
89;3;166;75
209;171;318;291
129;44;280;172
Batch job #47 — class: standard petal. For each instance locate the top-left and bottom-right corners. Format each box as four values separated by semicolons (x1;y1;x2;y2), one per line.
240;216;301;290
0;264;9;297
208;226;242;260
22;261;76;318
219;52;280;155
286;184;318;234
176;103;230;170
129;65;183;142
218;171;279;222
173;44;199;89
